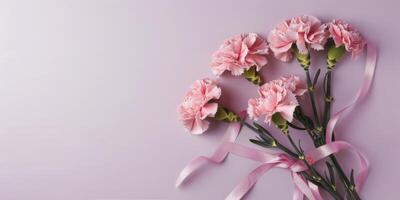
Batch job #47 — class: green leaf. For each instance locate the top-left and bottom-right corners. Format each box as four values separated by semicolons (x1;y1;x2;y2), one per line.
326;162;335;185
298;139;304;154
350;169;355;186
251;122;274;143
293;107;315;130
249;139;273;148
253;122;272;135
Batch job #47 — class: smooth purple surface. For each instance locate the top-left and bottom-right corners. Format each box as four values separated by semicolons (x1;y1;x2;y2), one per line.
0;0;398;199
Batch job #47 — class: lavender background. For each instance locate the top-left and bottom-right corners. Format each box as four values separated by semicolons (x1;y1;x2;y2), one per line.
0;0;398;199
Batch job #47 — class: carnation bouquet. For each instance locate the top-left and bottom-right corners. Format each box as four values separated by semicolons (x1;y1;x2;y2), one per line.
176;15;377;200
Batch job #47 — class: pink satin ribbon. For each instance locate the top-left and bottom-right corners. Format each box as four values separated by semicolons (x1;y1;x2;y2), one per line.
175;121;243;187
224;141;369;200
175;122;321;200
176;43;377;199
176;111;247;187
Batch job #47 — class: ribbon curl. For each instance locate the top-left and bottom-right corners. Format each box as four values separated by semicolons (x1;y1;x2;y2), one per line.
176;112;246;187
176;121;320;200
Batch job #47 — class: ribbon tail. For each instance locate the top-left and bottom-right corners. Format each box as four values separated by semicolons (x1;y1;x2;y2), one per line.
292;185;304;200
175;156;218;187
291;172;319;200
225;163;277;200
308;181;323;200
175;121;243;187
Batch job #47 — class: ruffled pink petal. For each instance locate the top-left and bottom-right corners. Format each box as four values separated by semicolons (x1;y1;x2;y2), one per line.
247;98;260;120
276;104;297;122
268;15;328;60
200;103;218;119
328;19;365;59
247;75;305;124
211;33;269;76
246;54;268;69
177;78;222;134
296;34;308;54
279;74;307;96
274;51;293;62
275;91;298;122
190;117;210;135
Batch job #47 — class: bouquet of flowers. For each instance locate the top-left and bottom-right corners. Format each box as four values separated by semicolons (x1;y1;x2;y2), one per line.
176;15;377;200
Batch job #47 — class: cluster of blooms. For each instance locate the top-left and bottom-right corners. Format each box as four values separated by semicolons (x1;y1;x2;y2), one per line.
268;15;365;61
178;15;365;134
177;14;369;200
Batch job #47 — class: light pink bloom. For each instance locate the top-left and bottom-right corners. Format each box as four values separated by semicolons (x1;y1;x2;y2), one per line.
177;78;221;134
279;74;307;96
268;15;328;62
211;33;269;76
248;77;300;124
328;19;366;58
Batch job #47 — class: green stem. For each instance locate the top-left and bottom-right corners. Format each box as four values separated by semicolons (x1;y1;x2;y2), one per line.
287;122;306;130
305;70;321;128
243;122;343;199
322;71;333;129
286;133;343;200
322;70;361;200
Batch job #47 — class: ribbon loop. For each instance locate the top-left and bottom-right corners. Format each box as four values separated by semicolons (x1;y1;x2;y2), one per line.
175;121;243;187
326;42;378;143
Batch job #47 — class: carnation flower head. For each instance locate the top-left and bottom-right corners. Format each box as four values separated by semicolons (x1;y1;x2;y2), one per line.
279;74;307;96
268;15;328;62
247;75;306;124
177;78;221;134
211;33;269;76
328;19;366;58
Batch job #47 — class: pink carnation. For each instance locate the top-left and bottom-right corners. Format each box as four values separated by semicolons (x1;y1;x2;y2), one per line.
268;15;328;62
248;75;306;124
177;78;221;134
328;19;366;58
211;33;269;76
279;74;307;96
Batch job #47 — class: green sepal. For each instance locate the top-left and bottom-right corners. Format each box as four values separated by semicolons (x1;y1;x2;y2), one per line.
242;66;263;85
272;113;289;134
214;106;240;122
327;45;346;70
293;46;311;71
